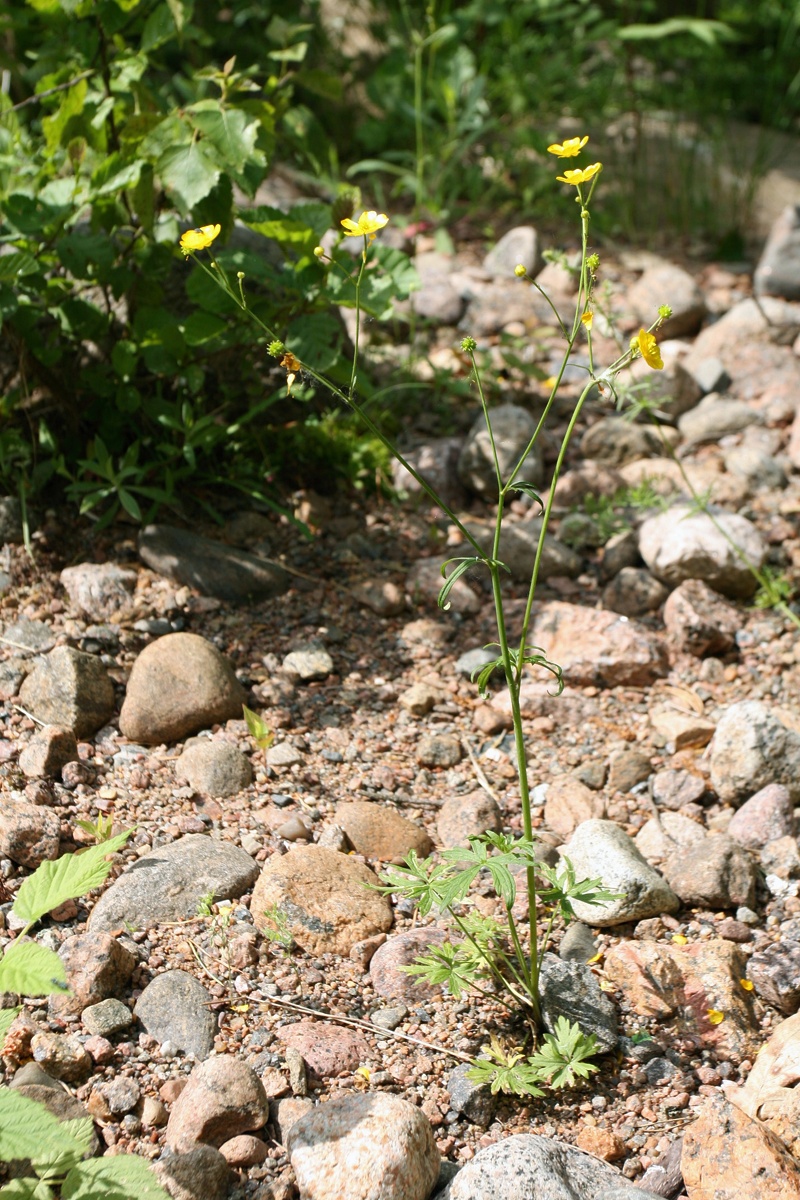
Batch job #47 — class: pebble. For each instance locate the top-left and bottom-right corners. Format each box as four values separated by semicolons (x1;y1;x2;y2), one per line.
18;724;78;778
51;930;137;1019
437;790;502;847
333;800;433;861
538;952;619;1052
447;1063;496;1128
726;783;795;849
277;1019;369;1077
153;1144;232;1200
81;998;134;1036
370;928;448;1001
709;701;800;805
282;646;334;681
59;561;137;618
662;578;743;657
639;505;766;599
531;601;668;688
483;225;541;278
0;800;61;868
175;738;254;797
166;1054;268;1152
544;776;606;840
558;820;680;926
19;645;115;737
416;734;462;768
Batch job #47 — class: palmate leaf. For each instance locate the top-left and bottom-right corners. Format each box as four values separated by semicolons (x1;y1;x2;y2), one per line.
12;831;130;930
528;1016;599;1089
61;1152;171;1200
0;941;67;997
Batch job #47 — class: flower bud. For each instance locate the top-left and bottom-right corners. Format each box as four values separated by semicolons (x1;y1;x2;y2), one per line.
514;264;527;278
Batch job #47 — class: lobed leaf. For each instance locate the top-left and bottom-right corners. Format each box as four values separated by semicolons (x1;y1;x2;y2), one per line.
12;831;130;929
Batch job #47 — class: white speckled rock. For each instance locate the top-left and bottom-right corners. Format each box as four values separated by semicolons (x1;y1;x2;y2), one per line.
709;701;800;806
558;820;679;926
439;1134;661;1199
287;1092;439;1200
638;505;765;599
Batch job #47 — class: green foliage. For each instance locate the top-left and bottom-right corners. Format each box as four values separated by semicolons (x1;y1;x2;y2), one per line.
258;903;294;950
468;1019;600;1098
752;565;796;612
243;705;274;752
0;833;168;1199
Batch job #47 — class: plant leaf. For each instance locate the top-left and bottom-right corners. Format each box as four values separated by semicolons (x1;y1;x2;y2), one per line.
0;1090;87;1173
61;1153;171;1200
12;831;130;929
0;942;67;997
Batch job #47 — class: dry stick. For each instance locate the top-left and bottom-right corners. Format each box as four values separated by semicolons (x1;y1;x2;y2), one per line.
189;941;471;1062
460;737;502;805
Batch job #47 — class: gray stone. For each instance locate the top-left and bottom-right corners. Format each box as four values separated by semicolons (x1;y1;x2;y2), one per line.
458;404;544;499
558;820;680;927
288;1092;440;1200
0;496;25;543
663;834;757;909
461;279;556;337
119;632;247;745
598;530;641;583
412;276;465;324
19;646;115;737
468;520;581;583
283;645;334;681
724;444;787;491
447;1063;496;1128
601;568;668;617
437;791;502;848
135;970;216;1060
0;801;61;868
688;355;731;395
538;953;618;1052
416;734;462;768
678;394;758;444
639;505;766;599
154;1144;233;1200
635;812;707;865
139;523;288;602
558;923;598;965
579;418;664;467
175;739;253;797
392;437;466;509
662;579;742;656
455;647;498;680
761;835;800;879
627;262;707;338
81;998;133;1037
88;833;259;932
727;784;795;850
13;1084;99;1158
100;1076;141;1115
754;204;800;299
59;562;137;619
439;1134;654;1200
371;1004;408;1031
1;619;55;657
483;226;542;278
407;559;481;615
709;701;800;805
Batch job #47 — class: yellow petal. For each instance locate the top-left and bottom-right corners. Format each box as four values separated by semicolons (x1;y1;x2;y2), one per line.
355;1066;371;1080
707;1009;725;1025
547;135;589;158
586;951;603;964
740;978;754;991
581;311;593;329
671;934;688;945
636;328;664;370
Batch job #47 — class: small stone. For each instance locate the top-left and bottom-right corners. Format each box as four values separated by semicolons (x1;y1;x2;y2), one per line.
81;998;133;1036
59;562;137;619
0;801;60;868
266;741;305;769
175;739;253;797
607;749;652;794
761;835;800;880
639;505;765;600
558;820;680;926
218;1134;268;1167
18;725;79;779
277;1019;370;1077
531;601;667;688
602;568;668;618
100;1076;141;1115
483;226;541;278
351;579;406;616
538;953;618;1052
286;1046;307;1096
142;1096;169;1127
19;646;115;738
416;734;462;768
333;800;433;861
663;579;743;658
437;791;502;847
371;1005;408;1031
678;394;758;444
727;784;795;849
652;769;706;810
153;1145;231;1200
747;941;800;1014
407;559;480;615
458;404;544;499
559;923;598;964
754;204;800;300
31;1031;92;1083
628;262;707;337
649;708;716;751
282;646;334;682
398;683;442;716
370;928;448;1001
575;1127;626;1162
664;833;757;909
544;776;606;841
50;930;137;1019
709;701;800;806
447;1063;496;1128
275;815;313;842
392;438;466;508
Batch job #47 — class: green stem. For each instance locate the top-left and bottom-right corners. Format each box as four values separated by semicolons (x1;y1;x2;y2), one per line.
350;240;368;400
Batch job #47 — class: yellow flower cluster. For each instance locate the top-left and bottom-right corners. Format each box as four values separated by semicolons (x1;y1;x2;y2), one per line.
547;135;602;189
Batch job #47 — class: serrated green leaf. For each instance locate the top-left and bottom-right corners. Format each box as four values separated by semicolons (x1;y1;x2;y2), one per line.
12;831;130;929
0;1177;56;1199
0;1090;86;1169
158;142;221;210
0;941;67;997
286;313;341;372
62;1153;171;1200
190;107;258;172
0;251;39;282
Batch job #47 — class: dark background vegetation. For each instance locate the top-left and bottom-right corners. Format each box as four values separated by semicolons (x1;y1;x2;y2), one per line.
0;0;798;529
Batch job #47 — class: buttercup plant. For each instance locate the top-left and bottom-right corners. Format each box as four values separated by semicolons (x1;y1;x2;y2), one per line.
180;142;674;1095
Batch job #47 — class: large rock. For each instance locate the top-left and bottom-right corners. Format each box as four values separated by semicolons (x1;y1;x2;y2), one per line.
603;939;760;1060
682;1093;800;1200
557;820;679;926
166;1055;268;1152
119;632;247;745
709;701;800;806
18;646;115;737
530;602;668;688
59;562;137;619
287;1093;440;1200
638;505;766;599
663;834;757;909
662;579;742;657
138;523;288;602
754;204;800;300
726;1010;800;1157
457;404;544;498
88;834;259;932
579;417;664;467
678;394;757;444
439;1134;658;1200
250;845;393;956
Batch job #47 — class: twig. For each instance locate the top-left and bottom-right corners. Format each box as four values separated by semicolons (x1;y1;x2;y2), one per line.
10;703;45;727
461;736;502;805
0;636;42;654
6;72;93;112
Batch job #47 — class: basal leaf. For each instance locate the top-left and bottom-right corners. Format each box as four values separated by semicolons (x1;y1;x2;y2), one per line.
0;1089;85;1168
12;831;130;929
0;941;67;997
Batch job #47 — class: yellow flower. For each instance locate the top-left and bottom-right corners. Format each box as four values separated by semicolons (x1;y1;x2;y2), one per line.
740;978;754;991
179;224;221;255
671;933;688;945
280;351;301;394
706;1009;725;1025
581;311;593;330
514;264;527;277
633;327;664;370
556;163;602;186
341;210;389;241
547;135;589;158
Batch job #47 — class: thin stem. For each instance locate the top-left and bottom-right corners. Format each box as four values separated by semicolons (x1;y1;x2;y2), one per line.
447;909;532;1010
350;240;368;399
